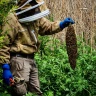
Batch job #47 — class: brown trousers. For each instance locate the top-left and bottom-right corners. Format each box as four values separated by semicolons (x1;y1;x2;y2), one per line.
10;57;42;96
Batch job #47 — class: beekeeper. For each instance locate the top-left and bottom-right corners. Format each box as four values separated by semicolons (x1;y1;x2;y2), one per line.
0;0;75;96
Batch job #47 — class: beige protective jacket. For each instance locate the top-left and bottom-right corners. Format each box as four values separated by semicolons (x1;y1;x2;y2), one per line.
0;13;61;64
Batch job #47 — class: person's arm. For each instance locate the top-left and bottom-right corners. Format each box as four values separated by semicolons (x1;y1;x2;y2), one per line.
0;13;17;64
0;13;17;85
38;17;61;36
38;17;75;36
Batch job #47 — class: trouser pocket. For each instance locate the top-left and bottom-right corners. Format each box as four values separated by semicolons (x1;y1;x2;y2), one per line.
10;57;24;71
13;80;27;95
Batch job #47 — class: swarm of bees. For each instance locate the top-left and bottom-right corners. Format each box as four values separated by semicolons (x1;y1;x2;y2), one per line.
66;25;77;70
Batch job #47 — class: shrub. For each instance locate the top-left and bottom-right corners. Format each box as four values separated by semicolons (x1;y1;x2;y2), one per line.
35;36;96;96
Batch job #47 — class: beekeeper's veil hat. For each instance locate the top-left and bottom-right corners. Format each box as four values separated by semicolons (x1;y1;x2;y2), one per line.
16;0;50;23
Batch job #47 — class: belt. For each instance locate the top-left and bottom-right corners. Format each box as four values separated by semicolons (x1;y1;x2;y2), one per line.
10;53;34;59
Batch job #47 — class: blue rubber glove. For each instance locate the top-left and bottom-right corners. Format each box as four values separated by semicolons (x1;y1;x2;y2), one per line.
59;17;75;29
2;64;13;85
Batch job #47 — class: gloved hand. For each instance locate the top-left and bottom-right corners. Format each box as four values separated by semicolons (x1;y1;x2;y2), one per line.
59;17;75;29
2;64;13;85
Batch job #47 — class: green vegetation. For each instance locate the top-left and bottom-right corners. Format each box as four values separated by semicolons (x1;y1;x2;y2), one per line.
0;0;15;26
35;36;96;96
